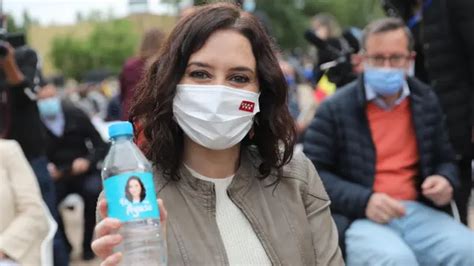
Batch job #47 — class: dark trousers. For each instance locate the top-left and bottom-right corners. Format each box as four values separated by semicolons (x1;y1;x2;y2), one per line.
454;157;472;225
55;171;102;257
29;156;70;266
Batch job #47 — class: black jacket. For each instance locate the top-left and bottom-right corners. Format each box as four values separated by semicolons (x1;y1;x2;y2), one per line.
383;0;473;158
303;77;459;220
43;102;108;175
422;0;473;158
0;47;46;159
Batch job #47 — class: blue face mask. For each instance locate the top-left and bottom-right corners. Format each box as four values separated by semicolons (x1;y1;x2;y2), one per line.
37;97;62;118
243;0;256;12
285;75;296;87
364;66;405;96
304;68;314;81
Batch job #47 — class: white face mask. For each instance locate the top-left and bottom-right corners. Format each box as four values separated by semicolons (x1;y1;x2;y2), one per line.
173;84;260;150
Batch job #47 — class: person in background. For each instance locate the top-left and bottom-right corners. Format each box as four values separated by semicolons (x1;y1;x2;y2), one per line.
382;0;473;226
0;41;69;265
303;18;474;265
92;3;343;265
311;12;342;41
278;59;300;121
37;84;108;261
72;82;108;120
105;94;122;121
119;28;165;121
0;139;49;265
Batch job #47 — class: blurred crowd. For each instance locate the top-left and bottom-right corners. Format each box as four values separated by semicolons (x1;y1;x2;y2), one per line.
0;0;472;265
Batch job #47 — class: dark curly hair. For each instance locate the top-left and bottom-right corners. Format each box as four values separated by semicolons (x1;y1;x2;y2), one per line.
125;176;146;202
130;2;296;180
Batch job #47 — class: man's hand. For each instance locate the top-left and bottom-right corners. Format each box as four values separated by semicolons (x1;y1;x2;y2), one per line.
365;193;406;224
72;158;91;176
422;175;453;206
47;163;63;181
0;43;24;85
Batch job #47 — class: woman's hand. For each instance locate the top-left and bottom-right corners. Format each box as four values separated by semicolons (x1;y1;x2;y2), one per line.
91;198;168;266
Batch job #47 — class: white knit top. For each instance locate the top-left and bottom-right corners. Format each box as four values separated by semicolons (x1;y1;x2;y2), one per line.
185;165;271;265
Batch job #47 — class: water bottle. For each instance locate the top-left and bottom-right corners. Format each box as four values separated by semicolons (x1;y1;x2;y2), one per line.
102;121;167;266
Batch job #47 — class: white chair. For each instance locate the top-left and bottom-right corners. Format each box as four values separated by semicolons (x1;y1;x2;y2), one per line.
450;200;461;223
40;202;57;266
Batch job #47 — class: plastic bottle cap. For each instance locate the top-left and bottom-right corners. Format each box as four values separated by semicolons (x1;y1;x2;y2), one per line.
108;121;134;139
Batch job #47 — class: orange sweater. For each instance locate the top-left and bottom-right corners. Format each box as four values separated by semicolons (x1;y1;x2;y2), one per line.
366;99;419;200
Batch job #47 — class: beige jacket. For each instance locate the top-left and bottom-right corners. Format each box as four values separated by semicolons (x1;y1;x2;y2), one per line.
0;140;49;265
99;148;344;265
156;150;344;265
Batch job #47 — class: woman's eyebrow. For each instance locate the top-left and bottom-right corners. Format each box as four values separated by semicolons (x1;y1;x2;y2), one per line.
187;62;254;74
187;61;213;68
229;66;255;74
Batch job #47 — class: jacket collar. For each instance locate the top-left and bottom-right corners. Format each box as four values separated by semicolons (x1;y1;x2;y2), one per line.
172;146;261;200
356;75;424;108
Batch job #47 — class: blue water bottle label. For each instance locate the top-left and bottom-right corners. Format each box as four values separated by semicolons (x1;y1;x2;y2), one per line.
104;172;160;222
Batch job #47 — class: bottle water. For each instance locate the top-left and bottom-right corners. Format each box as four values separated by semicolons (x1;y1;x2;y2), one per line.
102;121;167;266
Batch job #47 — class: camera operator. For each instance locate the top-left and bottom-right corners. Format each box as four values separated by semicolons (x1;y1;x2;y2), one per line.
0;39;69;265
306;14;361;88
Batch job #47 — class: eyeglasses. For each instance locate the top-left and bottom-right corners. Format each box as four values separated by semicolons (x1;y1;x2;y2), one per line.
365;54;411;67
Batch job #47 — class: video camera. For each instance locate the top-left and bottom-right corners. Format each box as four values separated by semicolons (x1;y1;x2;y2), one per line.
304;29;360;87
0;32;26;57
0;15;26;58
0;16;31;138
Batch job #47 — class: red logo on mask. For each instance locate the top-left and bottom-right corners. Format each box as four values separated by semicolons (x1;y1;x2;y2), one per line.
239;101;255;113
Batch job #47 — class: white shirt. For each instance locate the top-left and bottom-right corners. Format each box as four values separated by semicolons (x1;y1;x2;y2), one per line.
185;165;271;265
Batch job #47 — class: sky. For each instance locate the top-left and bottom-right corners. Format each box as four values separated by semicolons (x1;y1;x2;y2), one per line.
2;0;182;26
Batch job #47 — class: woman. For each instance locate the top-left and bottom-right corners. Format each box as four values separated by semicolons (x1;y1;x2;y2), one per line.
120;28;165;120
92;3;343;265
0;140;49;265
125;176;146;203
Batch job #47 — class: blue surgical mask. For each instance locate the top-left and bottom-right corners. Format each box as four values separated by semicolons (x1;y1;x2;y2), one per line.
243;0;256;12
304;68;314;81
285;75;296;87
37;97;62;118
364;66;405;96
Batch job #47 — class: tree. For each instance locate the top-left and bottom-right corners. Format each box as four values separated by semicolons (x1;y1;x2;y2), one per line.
258;0;308;49
302;0;384;29
76;12;84;23
5;10;38;33
257;0;384;49
50;20;138;80
134;0;383;51
6;15;22;33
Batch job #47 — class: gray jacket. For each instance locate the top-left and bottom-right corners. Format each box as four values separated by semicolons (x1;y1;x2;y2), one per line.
98;148;344;265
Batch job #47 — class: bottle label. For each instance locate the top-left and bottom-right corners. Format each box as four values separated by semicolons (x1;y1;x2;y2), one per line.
104;172;159;222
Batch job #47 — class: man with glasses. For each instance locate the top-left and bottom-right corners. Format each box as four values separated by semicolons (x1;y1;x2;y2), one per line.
303;17;474;265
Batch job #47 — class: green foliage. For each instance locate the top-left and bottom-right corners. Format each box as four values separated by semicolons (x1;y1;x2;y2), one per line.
6;15;22;33
258;0;308;49
171;0;384;49
6;11;38;34
257;0;384;49
109;0;383;52
50;20;137;80
303;0;384;28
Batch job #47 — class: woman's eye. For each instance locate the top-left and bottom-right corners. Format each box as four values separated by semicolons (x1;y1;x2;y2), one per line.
189;71;210;79
230;75;250;83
